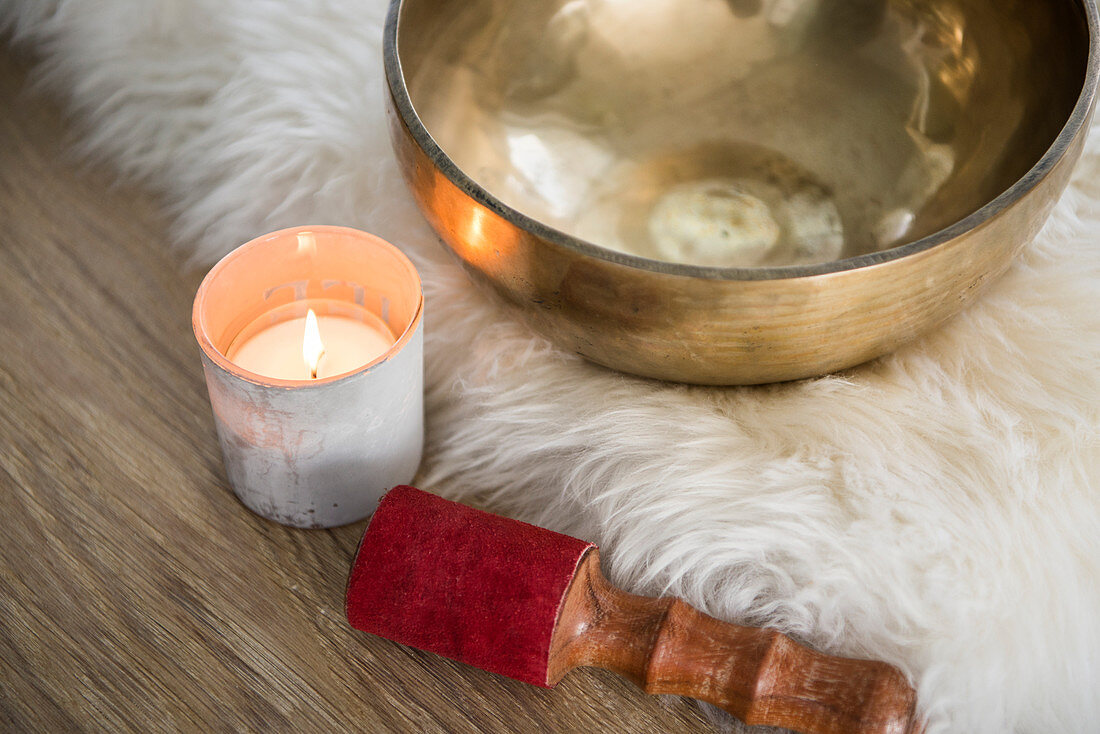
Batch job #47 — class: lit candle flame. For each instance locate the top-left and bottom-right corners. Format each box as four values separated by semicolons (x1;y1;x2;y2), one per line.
303;308;325;379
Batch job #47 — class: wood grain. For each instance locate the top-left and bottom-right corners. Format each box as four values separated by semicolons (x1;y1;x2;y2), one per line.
549;552;921;734
0;46;716;733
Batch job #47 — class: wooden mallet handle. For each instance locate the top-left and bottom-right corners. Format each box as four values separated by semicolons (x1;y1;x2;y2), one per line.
548;551;921;734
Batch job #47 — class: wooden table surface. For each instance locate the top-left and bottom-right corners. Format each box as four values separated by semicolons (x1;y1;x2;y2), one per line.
0;47;718;732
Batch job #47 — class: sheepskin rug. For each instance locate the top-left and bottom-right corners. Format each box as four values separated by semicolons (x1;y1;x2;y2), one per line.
4;1;1099;731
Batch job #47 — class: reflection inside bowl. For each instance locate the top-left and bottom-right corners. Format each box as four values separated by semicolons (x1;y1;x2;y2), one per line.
403;0;1073;268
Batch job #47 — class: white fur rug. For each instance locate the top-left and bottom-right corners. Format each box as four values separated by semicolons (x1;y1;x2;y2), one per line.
4;2;1099;732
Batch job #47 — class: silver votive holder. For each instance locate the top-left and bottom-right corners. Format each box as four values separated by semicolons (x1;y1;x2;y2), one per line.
192;225;424;528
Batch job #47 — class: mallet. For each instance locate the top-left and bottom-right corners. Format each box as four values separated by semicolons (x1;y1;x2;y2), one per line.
346;486;921;734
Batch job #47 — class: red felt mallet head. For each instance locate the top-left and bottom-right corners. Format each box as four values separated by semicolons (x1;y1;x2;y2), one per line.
345;485;594;687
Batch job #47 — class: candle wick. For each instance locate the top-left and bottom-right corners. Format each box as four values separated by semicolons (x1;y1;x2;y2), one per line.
311;350;325;379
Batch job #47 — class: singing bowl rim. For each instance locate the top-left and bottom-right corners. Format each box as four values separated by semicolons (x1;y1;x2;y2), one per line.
385;0;1100;282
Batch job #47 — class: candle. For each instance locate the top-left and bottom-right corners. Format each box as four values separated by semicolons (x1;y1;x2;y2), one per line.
193;226;424;528
226;301;396;381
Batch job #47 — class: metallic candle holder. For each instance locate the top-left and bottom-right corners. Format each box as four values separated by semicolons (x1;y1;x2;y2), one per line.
192;226;424;528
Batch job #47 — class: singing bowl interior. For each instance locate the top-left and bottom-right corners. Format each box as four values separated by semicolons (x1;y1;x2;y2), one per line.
396;0;1090;270
387;0;1097;383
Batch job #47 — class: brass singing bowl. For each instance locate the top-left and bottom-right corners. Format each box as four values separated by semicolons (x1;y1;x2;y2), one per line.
385;0;1099;384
